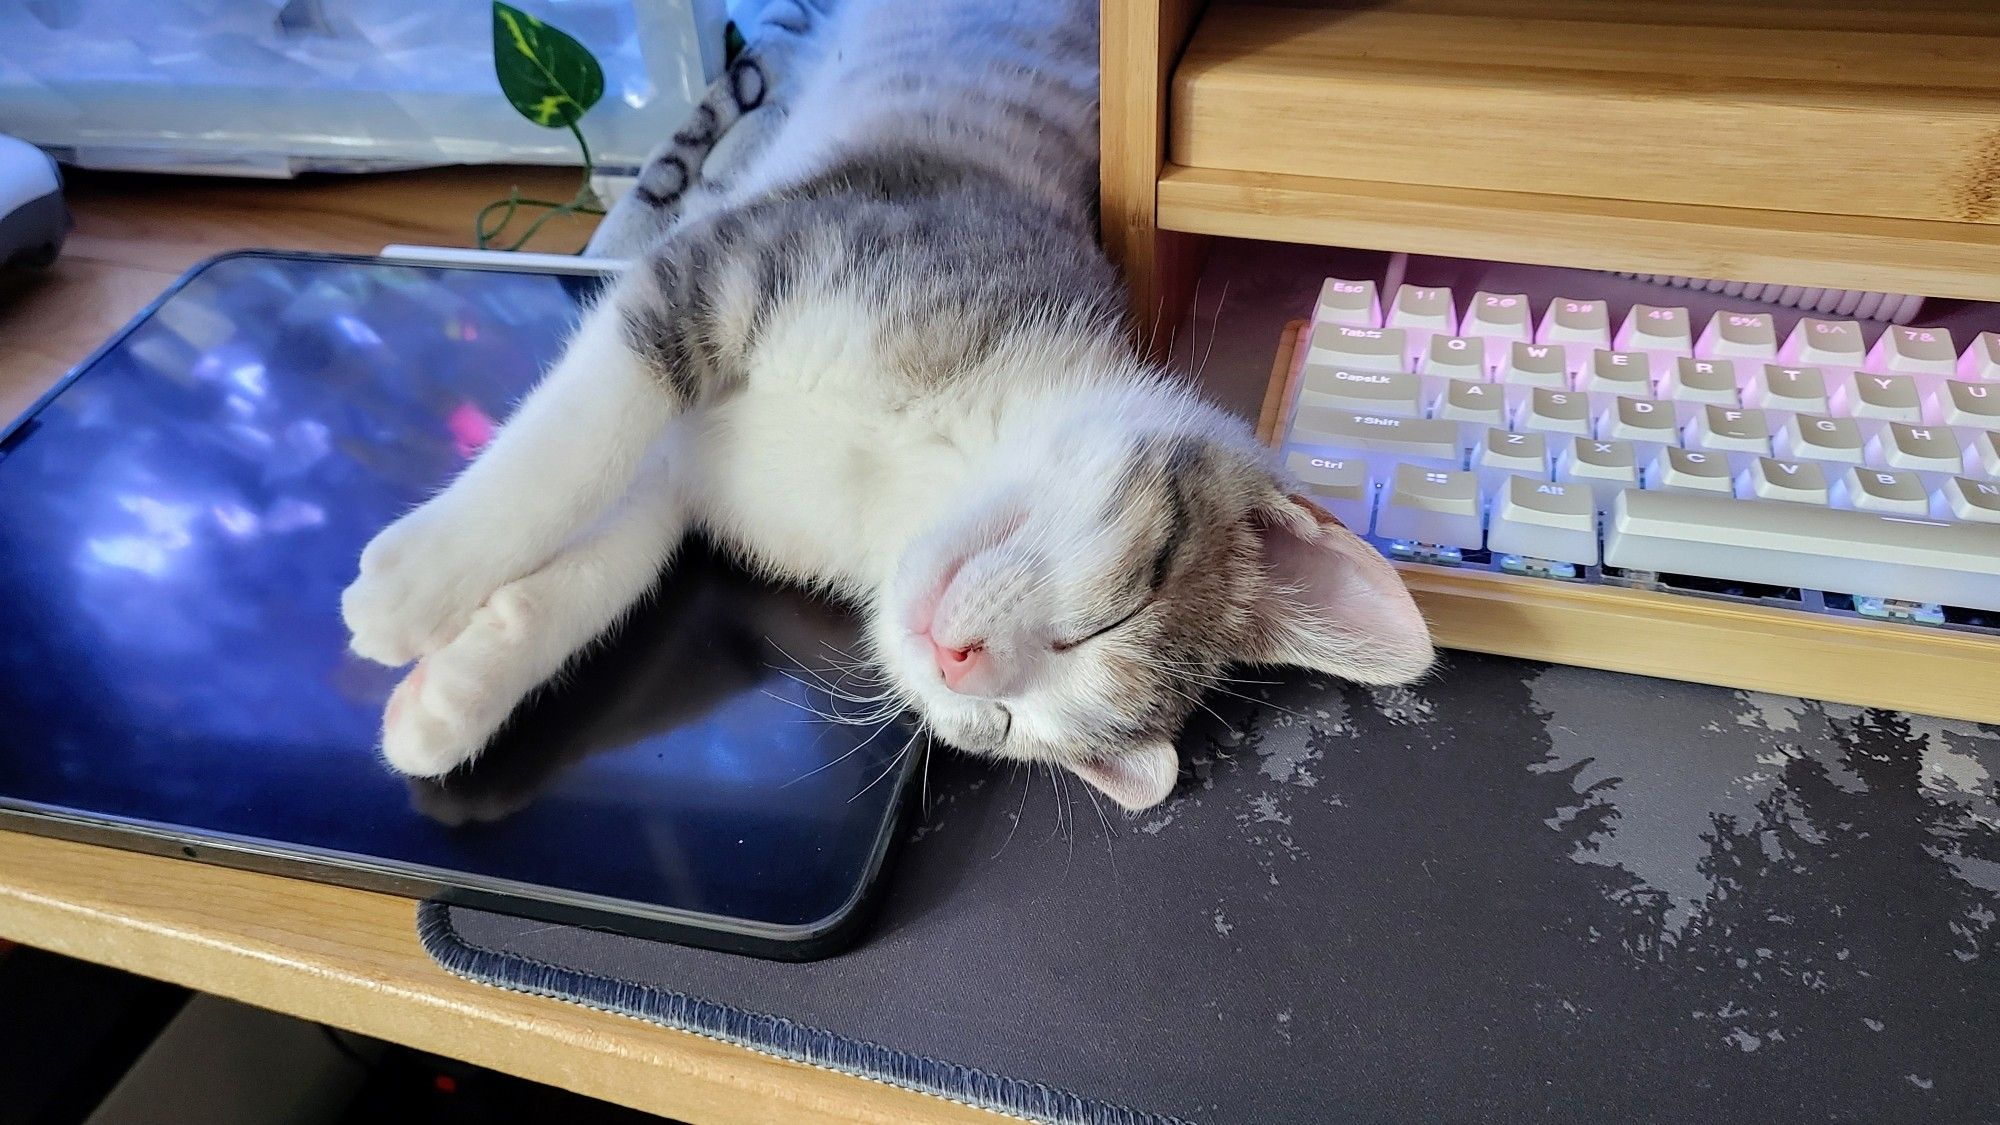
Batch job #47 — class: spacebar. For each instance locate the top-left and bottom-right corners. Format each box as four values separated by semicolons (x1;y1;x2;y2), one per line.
1605;491;2000;611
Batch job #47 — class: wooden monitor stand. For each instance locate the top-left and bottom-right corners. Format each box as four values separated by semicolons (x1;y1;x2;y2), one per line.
1102;0;2000;349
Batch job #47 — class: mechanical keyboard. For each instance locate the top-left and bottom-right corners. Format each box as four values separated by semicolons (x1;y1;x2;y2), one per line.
1259;263;2000;724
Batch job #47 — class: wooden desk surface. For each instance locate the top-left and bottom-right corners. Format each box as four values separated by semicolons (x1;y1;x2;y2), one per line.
0;166;994;1125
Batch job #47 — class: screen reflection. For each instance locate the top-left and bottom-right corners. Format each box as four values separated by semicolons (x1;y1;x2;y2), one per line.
0;253;917;931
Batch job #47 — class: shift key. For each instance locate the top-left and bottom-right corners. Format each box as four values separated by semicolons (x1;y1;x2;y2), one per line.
1290;406;1462;472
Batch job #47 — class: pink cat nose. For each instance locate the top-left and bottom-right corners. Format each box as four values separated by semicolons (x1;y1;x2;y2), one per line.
931;639;984;691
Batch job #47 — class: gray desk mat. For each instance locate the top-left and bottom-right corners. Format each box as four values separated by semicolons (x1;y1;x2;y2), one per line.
419;654;2000;1124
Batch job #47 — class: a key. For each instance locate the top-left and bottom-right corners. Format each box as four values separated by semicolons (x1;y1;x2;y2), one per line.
1696;310;1777;360
1749;364;1829;414
1839;372;1925;423
1489;476;1598;565
1500;342;1569;390
1968;430;2000;478
1462;291;1532;366
1474;428;1549;486
1290;407;1462;470
1616;304;1693;358
1649;447;1735;495
1434;380;1506;440
1606;489;2000;609
1776;414;1868;466
1871;422;1964;476
1960;332;2000;381
1308;324;1408;372
1661;357;1741;406
1932;380;2000;429
1375;464;1484;549
1599;395;1679;447
1686;405;1770;455
1578;350;1653;397
1286;451;1374;529
1741;457;1829;505
1940;476;2000;524
1838;466;1929;516
1867;325;1956;376
1781;318;1867;368
1556;437;1640;504
1419;334;1488;381
1537;297;1612;357
1298;363;1423;417
1519;388;1592;436
1387;285;1457;334
1313;278;1380;329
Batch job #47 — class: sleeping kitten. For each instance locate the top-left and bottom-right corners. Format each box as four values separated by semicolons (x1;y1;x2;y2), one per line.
340;0;1431;811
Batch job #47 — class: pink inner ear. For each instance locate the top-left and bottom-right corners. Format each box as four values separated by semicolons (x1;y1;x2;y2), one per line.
1069;743;1180;811
1252;496;1433;683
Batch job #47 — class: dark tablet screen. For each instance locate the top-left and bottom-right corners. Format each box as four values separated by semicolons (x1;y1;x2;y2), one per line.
0;252;918;951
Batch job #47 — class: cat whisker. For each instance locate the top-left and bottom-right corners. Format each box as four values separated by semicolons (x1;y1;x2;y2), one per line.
780;713;906;788
847;729;920;804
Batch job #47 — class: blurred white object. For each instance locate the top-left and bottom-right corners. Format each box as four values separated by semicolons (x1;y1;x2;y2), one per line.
0;0;727;176
0;133;68;268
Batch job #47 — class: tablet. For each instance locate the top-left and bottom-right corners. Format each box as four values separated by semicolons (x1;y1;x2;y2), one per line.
0;250;921;960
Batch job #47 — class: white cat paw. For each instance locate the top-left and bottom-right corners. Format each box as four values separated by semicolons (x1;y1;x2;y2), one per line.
342;507;500;666
377;593;541;778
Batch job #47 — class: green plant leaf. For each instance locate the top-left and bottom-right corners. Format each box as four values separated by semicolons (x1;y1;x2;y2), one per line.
492;1;604;129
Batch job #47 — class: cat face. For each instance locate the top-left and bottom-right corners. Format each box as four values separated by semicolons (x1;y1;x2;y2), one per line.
874;423;1432;811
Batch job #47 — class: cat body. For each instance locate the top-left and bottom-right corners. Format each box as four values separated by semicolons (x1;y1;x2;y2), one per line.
341;0;1431;810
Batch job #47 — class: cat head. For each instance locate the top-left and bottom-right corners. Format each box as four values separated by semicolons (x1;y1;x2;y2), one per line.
872;392;1431;812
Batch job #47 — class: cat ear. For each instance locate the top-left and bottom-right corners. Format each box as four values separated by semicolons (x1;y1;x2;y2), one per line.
1245;493;1433;684
1069;742;1179;811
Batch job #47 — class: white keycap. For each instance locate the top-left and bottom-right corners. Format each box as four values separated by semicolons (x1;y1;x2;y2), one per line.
1615;304;1693;357
1837;467;1930;515
1489;476;1599;565
1781;318;1867;368
1696;310;1777;360
1869;422;1964;476
1599;396;1679;447
1308;324;1408;372
1434;380;1505;436
1419;334;1488;381
1537;297;1612;357
1578;350;1653;398
1286;451;1374;529
1932;380;2000;429
1660;357;1741;405
1837;372;1925;423
1605;489;2000;610
1685;405;1770;455
1749;365;1829;414
1866;325;1956;376
1500;342;1569;390
1313;278;1380;329
1519;388;1592;436
1940;476;2000;524
1776;414;1868;467
1475;428;1549;486
1741;457;1829;505
1556;437;1640;504
1290;407;1462;470
1375;464;1484;549
1298;363;1424;417
1387;285;1457;333
1959;332;2000;381
1462;291;1532;366
1968;431;2000;479
1649;447;1734;495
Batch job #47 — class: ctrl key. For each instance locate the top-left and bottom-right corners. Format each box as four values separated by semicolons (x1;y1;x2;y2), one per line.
1285;451;1374;529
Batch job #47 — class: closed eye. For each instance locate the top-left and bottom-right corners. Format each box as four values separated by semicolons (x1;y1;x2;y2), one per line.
1051;598;1152;653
